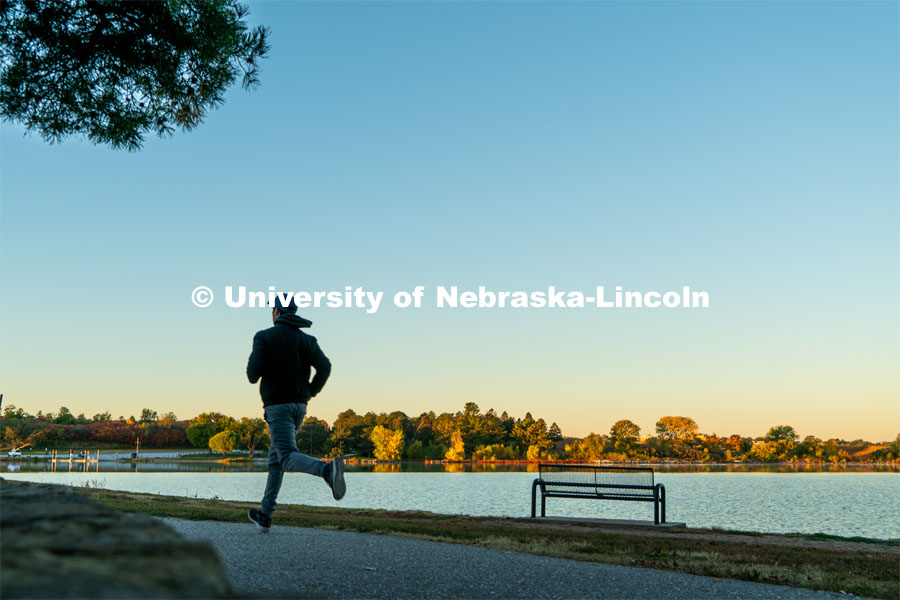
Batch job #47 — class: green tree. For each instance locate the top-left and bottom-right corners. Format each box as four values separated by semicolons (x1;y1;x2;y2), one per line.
765;425;799;443
513;417;553;454
329;409;372;456
232;417;268;458
370;425;404;461
208;430;237;456
0;0;270;150
610;419;641;454
458;402;485;447
54;406;74;425
548;422;563;441
139;408;158;423
481;410;507;444
511;414;536;449
91;411;112;422
298;417;329;456
405;440;425;460
424;443;446;460
414;412;435;445
764;425;799;460
432;412;458;447
445;430;466;461
186;412;235;449
377;411;411;438
2;404;25;419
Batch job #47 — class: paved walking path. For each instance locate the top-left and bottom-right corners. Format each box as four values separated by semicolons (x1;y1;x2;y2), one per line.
161;518;856;599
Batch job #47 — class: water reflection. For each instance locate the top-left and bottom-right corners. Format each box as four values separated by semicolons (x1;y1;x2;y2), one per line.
4;459;262;473
355;462;899;474
4;459;898;474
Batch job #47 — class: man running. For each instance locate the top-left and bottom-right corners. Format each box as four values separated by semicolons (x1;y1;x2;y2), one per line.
246;296;344;531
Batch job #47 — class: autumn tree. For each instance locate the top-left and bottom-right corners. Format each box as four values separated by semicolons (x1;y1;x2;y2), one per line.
158;412;178;426
2;426;28;450
655;416;700;459
445;430;466;461
565;433;608;461
655;416;698;441
0;0;270;150
208;430;237;456
370;425;404;461
725;434;750;455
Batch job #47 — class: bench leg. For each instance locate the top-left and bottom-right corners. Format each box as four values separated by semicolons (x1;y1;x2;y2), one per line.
531;480;538;518
654;483;666;525
541;493;546;517
660;485;666;524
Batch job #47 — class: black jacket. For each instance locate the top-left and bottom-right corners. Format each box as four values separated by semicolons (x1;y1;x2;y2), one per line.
246;313;332;406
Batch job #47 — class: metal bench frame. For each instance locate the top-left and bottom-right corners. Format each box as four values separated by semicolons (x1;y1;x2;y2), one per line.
531;464;667;524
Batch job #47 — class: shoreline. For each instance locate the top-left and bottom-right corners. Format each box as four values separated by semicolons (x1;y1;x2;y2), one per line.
2;453;898;468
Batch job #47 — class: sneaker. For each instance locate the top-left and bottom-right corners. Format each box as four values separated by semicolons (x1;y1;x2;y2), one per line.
328;456;346;500
248;508;271;532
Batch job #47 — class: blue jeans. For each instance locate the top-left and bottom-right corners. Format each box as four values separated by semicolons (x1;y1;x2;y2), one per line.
261;403;327;516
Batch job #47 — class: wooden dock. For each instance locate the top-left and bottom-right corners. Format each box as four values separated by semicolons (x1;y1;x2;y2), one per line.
50;449;101;472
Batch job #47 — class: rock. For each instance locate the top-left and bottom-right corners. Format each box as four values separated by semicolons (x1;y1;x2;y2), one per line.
0;479;231;599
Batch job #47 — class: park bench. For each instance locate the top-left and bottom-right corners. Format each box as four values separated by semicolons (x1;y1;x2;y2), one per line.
531;464;667;524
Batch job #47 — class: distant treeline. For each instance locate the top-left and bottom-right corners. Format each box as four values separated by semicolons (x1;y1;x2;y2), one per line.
2;402;898;463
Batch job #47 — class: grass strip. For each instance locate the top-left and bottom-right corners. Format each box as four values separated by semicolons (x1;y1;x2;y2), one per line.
72;486;899;599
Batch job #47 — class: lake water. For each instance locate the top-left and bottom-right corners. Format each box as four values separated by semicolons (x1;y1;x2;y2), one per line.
3;465;898;540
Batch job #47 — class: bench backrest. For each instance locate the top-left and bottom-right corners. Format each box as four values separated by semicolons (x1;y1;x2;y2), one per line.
537;464;655;497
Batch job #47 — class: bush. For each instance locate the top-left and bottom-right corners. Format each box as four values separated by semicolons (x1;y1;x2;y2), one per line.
472;444;516;461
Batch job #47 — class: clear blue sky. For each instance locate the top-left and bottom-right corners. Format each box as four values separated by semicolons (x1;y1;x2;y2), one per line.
1;1;898;441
